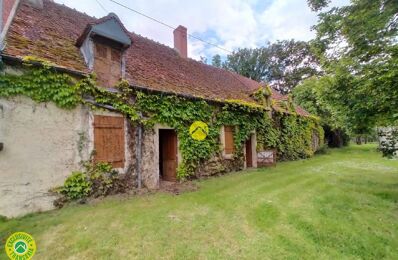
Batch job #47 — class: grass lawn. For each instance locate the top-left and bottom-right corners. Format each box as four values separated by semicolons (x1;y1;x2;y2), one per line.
1;144;398;259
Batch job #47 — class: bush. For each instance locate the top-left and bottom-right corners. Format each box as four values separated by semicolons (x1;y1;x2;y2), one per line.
85;162;120;197
59;171;91;200
0;215;8;222
55;161;130;208
378;128;398;158
315;144;329;155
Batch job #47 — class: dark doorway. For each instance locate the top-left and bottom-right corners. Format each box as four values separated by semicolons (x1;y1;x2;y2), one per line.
245;135;253;168
159;129;178;181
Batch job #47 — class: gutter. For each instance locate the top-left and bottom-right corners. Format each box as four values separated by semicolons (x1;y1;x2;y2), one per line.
1;54;86;78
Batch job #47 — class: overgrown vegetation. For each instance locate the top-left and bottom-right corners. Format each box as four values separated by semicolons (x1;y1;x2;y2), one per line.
378;127;398;158
0;58;323;181
214;40;321;94
54;160;130;207
302;0;398;138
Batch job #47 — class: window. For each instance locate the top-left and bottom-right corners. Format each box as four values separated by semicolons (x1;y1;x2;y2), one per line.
93;115;125;168
224;126;235;155
94;42;122;87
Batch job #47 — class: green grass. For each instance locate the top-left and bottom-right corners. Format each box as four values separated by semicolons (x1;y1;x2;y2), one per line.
1;144;398;259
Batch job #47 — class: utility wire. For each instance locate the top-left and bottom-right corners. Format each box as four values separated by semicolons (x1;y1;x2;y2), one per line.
95;0;108;15
107;0;233;54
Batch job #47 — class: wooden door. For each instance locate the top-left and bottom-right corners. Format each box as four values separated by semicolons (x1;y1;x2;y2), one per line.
246;136;253;168
159;129;178;181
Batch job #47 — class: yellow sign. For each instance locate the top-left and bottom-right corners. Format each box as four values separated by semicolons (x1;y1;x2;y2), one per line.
189;121;209;141
5;232;36;260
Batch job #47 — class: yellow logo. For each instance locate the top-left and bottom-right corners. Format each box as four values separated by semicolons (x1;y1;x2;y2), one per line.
5;232;36;260
189;121;209;141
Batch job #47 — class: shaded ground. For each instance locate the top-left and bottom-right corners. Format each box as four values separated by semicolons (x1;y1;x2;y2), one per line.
1;144;397;259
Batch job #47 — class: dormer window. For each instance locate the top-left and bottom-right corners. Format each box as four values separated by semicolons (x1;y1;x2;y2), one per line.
94;40;122;87
76;13;132;88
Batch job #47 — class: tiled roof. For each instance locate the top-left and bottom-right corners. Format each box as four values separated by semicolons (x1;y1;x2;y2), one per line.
3;0;309;116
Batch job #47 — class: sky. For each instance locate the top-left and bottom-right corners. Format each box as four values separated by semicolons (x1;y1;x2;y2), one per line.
54;0;349;61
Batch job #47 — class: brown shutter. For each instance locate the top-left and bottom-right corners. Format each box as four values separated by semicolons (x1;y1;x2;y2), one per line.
94;115;125;168
94;43;121;87
224;126;235;154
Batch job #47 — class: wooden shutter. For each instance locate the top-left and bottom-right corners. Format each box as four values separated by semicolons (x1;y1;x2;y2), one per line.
94;43;121;87
110;48;121;87
94;115;125;168
224;126;235;154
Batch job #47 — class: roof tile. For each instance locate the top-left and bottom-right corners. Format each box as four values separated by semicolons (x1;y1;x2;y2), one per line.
3;0;309;116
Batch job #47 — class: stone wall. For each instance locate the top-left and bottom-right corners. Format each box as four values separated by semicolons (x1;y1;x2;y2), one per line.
128;126;159;189
0;97;132;217
0;97;91;217
195;154;244;178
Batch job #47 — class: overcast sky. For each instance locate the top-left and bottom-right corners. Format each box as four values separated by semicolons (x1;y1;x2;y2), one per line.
54;0;349;61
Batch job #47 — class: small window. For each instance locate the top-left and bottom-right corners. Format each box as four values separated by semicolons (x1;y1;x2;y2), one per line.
224;126;235;155
94;115;125;168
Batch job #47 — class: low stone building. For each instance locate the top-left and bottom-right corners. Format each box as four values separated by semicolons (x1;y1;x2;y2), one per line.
0;0;323;217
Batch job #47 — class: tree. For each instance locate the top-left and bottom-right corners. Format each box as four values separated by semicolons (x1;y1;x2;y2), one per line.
307;0;330;12
211;54;222;68
267;40;321;94
308;0;398;134
293;77;349;147
222;40;320;94
222;47;270;82
199;56;208;64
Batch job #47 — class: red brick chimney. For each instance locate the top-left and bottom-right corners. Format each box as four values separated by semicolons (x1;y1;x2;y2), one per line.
1;0;17;31
174;25;187;58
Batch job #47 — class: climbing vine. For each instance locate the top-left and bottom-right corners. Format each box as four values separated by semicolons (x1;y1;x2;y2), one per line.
0;58;324;180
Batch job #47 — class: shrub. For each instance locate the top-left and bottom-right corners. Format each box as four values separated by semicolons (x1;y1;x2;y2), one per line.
378;128;398;158
315;144;329;155
55;161;129;208
84;162;120;197
0;215;8;222
59;171;91;200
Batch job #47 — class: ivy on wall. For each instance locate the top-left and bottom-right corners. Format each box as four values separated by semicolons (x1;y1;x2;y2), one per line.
0;58;324;180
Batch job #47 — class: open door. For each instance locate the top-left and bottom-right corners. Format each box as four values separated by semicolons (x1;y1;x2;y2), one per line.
245;135;253;168
159;129;178;181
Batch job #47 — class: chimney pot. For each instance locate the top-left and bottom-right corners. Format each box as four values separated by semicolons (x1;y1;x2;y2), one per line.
174;25;187;58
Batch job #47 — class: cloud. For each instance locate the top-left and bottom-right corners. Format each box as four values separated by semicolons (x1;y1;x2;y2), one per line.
54;0;349;60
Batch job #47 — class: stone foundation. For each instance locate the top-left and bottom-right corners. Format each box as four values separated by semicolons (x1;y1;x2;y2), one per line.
195;154;244;178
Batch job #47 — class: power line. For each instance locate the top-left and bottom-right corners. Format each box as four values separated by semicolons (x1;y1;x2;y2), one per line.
107;0;233;54
95;0;108;15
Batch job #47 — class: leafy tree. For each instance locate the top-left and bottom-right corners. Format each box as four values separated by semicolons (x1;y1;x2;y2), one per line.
267;40;321;94
222;40;320;94
307;0;330;11
211;54;222;68
199;56;208;64
309;0;398;134
222;47;270;82
293;77;349;147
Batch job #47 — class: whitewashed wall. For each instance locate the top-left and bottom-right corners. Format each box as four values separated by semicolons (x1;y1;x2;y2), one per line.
0;97;134;218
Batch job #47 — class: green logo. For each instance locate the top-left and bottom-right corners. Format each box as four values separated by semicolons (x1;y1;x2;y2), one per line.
189;121;209;141
5;232;36;260
14;241;28;254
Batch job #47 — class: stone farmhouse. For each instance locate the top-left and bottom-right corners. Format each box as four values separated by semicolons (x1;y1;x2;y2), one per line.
0;0;323;217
